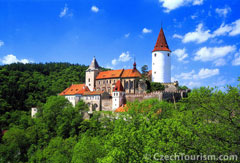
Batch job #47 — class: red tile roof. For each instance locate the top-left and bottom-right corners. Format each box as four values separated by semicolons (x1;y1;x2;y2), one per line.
96;69;124;79
113;80;124;92
96;69;141;80
59;84;90;95
115;104;128;112
152;27;171;52
83;91;104;95
121;69;141;78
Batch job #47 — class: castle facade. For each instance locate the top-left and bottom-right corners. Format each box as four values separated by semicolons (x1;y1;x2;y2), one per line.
59;27;182;112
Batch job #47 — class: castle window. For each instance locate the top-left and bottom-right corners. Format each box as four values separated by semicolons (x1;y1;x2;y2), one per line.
154;71;156;74
153;63;155;65
99;81;100;84
103;81;105;84
168;53;170;57
154;53;156;57
89;84;91;86
88;78;90;82
110;80;111;84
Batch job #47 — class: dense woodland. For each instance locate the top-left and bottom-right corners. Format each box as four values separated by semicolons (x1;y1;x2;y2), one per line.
0;63;240;162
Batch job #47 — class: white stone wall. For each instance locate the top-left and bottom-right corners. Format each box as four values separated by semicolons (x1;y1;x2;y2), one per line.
65;95;81;107
152;51;171;83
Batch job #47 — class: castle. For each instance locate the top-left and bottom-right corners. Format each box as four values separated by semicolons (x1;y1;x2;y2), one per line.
58;27;188;113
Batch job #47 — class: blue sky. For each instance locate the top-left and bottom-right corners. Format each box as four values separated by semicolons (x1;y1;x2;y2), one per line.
0;0;240;89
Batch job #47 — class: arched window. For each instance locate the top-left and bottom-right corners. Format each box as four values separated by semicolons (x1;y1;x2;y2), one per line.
168;53;170;57
88;78;90;82
154;53;157;57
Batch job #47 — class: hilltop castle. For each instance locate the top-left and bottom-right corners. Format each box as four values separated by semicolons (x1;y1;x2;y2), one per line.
59;27;185;112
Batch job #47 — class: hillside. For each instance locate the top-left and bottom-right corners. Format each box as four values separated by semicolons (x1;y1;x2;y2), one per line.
0;62;88;113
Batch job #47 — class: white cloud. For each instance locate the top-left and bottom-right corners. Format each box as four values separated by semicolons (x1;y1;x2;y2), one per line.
172;48;188;61
175;19;240;44
142;28;152;34
59;4;68;18
159;0;203;13
0;54;31;64
215;6;231;18
213;58;226;66
182;23;212;43
0;40;4;47
111;51;132;66
213;23;232;36
192;0;203;5
229;19;240;36
91;6;99;13
175;68;219;80
175;70;195;80
195;68;219;79
119;52;131;62
124;33;130;38
173;34;183;39
194;45;236;62
111;59;117;66
232;50;240;66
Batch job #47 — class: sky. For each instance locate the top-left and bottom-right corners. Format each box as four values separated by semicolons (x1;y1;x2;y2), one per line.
0;0;240;89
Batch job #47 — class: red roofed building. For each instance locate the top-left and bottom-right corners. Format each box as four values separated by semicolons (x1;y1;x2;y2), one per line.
95;61;143;94
112;80;126;111
59;84;91;107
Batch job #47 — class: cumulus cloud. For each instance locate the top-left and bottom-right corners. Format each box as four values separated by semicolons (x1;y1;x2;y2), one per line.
175;68;219;80
111;51;132;66
0;40;4;47
232;50;240;66
215;6;231;18
0;54;31;64
213;23;232;36
159;0;203;13
172;48;188;62
229;19;240;36
91;6;99;13
182;23;211;43
142;28;152;34
194;45;236;62
59;4;69;18
174;19;240;43
196;68;219;79
173;34;183;39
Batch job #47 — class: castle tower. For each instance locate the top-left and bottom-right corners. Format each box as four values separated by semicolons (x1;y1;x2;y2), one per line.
112;80;125;111
85;56;100;91
152;27;171;83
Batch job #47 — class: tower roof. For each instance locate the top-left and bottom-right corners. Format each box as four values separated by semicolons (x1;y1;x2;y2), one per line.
113;80;124;92
87;56;100;71
152;27;171;52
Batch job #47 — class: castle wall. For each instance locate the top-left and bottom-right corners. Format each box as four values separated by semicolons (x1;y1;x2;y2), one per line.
126;90;189;103
102;99;112;111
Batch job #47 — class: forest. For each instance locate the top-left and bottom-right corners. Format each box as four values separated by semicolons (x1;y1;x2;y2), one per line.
0;63;239;162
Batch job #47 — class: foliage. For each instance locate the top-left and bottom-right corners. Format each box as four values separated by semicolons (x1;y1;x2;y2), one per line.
0;62;240;162
146;82;165;92
178;85;188;90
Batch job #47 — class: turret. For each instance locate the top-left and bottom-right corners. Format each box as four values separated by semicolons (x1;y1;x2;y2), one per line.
112;80;125;111
85;56;100;91
152;27;171;83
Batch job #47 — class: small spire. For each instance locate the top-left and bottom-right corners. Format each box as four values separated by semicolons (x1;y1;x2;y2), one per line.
87;56;100;71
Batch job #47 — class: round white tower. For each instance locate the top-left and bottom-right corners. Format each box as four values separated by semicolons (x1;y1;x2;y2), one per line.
152;28;171;83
